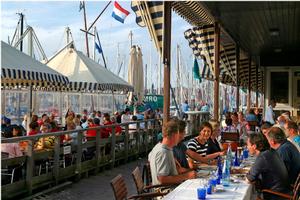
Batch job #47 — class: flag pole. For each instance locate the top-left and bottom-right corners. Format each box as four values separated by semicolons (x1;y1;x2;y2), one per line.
96;31;107;68
87;1;112;32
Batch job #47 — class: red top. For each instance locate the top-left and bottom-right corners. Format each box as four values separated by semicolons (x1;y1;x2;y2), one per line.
28;130;39;136
103;121;122;138
86;124;98;138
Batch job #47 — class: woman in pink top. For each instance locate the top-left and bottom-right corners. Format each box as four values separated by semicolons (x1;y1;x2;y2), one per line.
1;131;23;158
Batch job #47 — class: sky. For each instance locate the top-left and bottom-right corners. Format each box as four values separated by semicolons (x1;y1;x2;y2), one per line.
1;0;198;89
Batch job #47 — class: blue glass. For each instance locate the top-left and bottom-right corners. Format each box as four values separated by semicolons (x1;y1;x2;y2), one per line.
234;150;240;166
197;187;206;199
243;148;249;159
206;184;212;194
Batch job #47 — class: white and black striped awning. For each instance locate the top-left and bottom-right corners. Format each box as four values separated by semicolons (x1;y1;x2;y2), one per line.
239;58;263;92
1;41;69;90
131;1;163;56
172;1;214;27
184;25;236;85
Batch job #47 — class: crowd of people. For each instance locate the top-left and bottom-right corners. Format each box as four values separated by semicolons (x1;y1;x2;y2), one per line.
1;107;163;158
148;102;300;199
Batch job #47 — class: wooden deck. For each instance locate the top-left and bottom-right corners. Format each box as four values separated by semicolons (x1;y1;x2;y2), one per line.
1;113;209;199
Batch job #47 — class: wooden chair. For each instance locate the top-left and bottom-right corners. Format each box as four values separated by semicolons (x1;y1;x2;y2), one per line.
142;162;152;186
110;174;170;200
248;121;258;132
221;132;240;143
261;172;300;200
132;166;171;196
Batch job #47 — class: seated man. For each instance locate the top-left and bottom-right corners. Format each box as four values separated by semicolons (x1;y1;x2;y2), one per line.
148;119;196;185
246;133;290;200
266;126;300;185
285;121;300;152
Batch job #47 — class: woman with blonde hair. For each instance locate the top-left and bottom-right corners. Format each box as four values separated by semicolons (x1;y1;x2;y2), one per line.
207;119;223;154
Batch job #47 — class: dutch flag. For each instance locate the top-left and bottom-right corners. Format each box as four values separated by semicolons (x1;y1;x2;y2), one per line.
112;1;130;23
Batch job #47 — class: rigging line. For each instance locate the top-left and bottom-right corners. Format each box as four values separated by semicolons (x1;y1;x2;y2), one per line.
10;19;20;45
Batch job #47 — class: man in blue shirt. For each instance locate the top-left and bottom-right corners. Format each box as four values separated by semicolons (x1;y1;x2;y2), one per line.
181;100;189;120
266;126;300;185
246;133;290;200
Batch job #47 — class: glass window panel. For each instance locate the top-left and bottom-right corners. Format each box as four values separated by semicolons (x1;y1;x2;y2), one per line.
270;72;289;104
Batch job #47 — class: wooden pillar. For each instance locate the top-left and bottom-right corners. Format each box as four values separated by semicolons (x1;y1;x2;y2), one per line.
256;62;259;107
235;45;240;111
247;57;252;112
213;22;220;120
162;2;172;125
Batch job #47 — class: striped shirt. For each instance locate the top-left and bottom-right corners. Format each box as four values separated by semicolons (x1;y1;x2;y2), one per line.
187;138;208;156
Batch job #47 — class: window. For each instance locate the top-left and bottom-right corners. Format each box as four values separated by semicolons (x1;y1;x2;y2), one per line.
270;72;289;104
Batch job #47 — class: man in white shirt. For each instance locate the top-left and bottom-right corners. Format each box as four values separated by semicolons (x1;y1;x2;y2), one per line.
264;99;276;125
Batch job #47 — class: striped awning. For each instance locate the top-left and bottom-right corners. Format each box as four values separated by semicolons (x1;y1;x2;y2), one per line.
1;41;69;90
239;58;263;92
131;1;163;56
184;25;236;85
172;1;214;27
46;43;133;93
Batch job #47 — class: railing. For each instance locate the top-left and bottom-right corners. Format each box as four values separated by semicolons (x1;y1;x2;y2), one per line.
1;119;162;199
1;113;210;199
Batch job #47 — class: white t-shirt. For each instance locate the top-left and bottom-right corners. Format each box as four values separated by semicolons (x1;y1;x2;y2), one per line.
264;105;275;124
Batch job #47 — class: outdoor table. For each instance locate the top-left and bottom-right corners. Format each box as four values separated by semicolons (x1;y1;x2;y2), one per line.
163;178;254;200
164;156;257;200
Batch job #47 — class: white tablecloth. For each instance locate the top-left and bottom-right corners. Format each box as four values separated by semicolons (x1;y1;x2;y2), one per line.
163;179;254;200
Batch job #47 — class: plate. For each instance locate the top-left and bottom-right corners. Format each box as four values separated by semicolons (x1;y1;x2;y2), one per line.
198;165;217;171
196;171;210;178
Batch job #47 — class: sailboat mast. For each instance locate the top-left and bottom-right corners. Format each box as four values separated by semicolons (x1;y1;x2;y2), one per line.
129;30;133;48
176;44;181;104
17;13;24;52
93;27;96;61
82;1;90;57
145;64;147;94
28;27;33;57
158;56;162;94
117;43;120;71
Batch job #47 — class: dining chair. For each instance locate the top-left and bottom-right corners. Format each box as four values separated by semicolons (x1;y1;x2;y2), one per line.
261;172;300;200
110;174;169;200
132;166;171;195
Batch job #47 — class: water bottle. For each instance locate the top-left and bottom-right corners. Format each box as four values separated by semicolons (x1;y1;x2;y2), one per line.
243;147;249;159
217;156;222;184
222;156;230;187
234;150;240;166
227;144;233;166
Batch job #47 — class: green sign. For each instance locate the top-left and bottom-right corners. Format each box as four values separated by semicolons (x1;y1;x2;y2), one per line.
144;95;164;110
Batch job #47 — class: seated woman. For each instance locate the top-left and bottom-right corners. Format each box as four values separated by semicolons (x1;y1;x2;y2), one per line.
1;130;23;158
231;112;248;143
102;113;122;136
246;133;290;199
207;119;223;155
187;122;224;168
